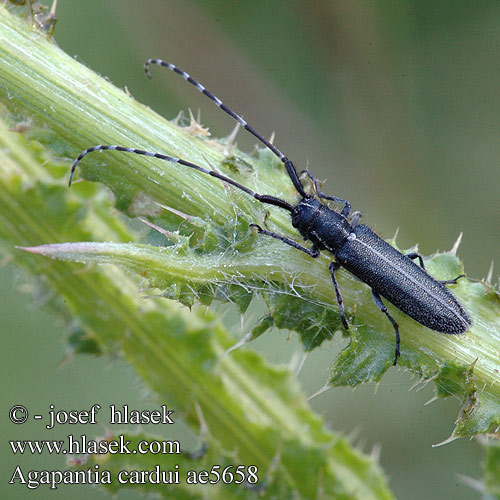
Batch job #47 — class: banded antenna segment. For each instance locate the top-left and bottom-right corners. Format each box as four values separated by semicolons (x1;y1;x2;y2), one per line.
144;58;307;197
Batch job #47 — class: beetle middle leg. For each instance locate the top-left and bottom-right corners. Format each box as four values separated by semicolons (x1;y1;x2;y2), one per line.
328;262;349;329
371;290;400;365
406;252;466;285
251;225;351;331
406;252;425;268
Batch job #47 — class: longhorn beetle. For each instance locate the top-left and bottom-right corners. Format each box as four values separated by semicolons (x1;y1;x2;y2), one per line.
69;59;472;365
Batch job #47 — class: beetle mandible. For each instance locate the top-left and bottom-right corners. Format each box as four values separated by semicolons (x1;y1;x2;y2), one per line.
69;59;472;365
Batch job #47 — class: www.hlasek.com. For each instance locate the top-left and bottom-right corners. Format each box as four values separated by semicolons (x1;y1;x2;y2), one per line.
10;434;180;456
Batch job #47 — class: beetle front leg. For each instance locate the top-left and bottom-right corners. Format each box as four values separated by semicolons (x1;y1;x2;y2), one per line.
328;262;349;330
349;211;362;227
371;290;400;365
300;170;351;217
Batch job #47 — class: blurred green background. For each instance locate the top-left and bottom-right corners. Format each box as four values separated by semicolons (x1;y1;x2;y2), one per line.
2;1;499;499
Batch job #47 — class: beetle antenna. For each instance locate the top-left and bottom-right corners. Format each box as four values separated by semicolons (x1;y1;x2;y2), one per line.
144;59;307;198
69;145;293;212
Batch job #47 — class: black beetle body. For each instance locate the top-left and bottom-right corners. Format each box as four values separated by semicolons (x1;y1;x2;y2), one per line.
336;223;469;335
70;59;471;364
288;197;470;362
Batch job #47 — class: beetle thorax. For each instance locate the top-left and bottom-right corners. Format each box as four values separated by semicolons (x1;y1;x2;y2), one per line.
291;198;351;252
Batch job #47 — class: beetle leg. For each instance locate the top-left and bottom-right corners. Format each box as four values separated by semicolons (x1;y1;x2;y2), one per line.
440;274;466;285
349;211;362;227
339;203;352;218
328;262;349;330
407;253;466;285
406;252;425;269
249;224;320;258
371;290;400;365
300;170;351;217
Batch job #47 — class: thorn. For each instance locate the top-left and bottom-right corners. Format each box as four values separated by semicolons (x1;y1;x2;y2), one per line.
290;350;308;378
137;217;172;238
391;226;400;242
485;260;494;285
414;375;433;392
432;434;460;447
223;121;240;146
194;401;208;438
456;474;485;494
409;377;423;391
370;443;381;462
346;427;361;444
155;202;193;222
200;153;219;175
424;395;439;406
469;357;478;371
172;110;184;126
16;245;42;254
50;0;58;17
450;232;463;255
355;436;367;452
306;383;330;401
185;109;210;136
268;131;276;145
221;332;252;359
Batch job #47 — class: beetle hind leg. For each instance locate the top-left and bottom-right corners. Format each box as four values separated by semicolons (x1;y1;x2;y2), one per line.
407;252;466;286
371;290;400;365
439;274;466;285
